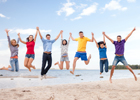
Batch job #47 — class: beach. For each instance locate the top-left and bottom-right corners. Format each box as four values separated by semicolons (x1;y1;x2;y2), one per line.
0;77;140;100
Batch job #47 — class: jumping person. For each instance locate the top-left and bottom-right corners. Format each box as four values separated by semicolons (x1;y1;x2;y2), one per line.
37;27;62;80
18;28;38;72
5;29;19;72
70;31;94;75
103;28;137;83
93;32;108;75
54;31;70;70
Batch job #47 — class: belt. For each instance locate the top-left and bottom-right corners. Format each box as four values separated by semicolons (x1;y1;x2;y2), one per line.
44;51;51;54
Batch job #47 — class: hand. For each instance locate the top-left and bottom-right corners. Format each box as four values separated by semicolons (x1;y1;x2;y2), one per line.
69;32;72;36
17;33;20;37
5;29;10;34
102;32;105;35
36;27;39;31
91;32;94;36
132;27;136;31
60;30;63;34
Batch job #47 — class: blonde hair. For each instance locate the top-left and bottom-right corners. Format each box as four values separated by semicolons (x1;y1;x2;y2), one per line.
10;39;19;47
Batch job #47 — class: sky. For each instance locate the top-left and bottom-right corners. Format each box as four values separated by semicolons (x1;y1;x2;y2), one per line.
0;0;140;70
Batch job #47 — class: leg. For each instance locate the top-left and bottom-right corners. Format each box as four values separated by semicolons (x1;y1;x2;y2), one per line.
110;56;119;83
41;53;48;76
15;59;19;72
27;58;36;69
44;54;52;74
105;59;109;73
84;54;91;65
65;61;70;70
54;61;64;70
70;57;79;75
126;66;137;81
0;66;9;70
100;60;103;75
24;57;31;72
10;59;15;71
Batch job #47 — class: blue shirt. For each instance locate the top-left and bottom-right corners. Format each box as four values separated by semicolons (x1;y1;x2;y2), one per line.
41;38;55;52
98;47;107;59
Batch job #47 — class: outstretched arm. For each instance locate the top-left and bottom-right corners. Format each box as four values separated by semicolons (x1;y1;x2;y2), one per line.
125;27;136;42
36;27;43;39
17;33;26;44
69;32;76;41
61;32;63;39
93;35;99;48
89;32;94;42
5;29;11;45
103;32;107;48
34;27;39;42
55;30;63;41
102;32;114;44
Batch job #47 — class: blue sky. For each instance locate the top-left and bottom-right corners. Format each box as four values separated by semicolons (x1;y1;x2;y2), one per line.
0;0;140;69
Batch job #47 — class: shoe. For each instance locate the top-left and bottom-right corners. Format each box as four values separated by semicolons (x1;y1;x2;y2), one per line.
40;76;44;80
43;75;47;79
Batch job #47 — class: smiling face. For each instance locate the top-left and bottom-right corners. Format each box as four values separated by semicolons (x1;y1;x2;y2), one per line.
11;39;17;46
117;36;122;42
79;32;84;38
100;43;104;48
29;35;34;42
63;40;66;45
46;34;51;40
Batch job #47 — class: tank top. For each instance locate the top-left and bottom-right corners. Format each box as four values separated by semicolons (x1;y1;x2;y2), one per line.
26;41;35;54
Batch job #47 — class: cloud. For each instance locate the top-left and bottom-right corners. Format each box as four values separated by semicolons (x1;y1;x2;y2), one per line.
10;28;51;35
102;0;127;11
0;13;10;19
80;3;98;16
76;4;87;9
0;0;7;2
127;0;136;3
71;16;82;21
57;0;75;16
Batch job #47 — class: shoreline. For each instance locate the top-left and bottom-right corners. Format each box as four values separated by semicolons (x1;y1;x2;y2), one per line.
0;77;140;100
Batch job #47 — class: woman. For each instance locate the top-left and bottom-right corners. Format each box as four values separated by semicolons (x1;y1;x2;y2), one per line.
18;28;38;72
93;32;108;75
5;29;19;72
54;32;70;70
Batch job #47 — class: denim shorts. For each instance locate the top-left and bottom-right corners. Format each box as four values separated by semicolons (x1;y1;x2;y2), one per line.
112;55;128;66
25;54;35;59
60;56;69;61
75;52;88;61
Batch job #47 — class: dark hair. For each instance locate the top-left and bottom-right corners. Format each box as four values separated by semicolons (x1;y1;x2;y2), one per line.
46;34;51;37
79;31;83;34
98;41;106;47
27;35;34;42
62;39;67;45
117;35;121;38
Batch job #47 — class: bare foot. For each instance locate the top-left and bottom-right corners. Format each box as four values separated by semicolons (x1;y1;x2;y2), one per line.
27;67;31;72
88;54;91;60
31;66;36;69
109;78;112;83
100;72;102;75
70;71;74;75
54;62;59;65
8;65;11;68
134;76;137;81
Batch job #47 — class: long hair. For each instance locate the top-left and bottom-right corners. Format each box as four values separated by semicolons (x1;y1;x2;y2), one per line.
10;39;19;47
27;35;34;42
62;39;67;45
98;41;106;47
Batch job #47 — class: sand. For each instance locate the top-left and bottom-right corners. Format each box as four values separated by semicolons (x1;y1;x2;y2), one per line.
0;77;140;100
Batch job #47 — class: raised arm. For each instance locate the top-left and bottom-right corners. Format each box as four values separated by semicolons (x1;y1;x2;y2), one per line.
93;35;99;48
5;29;11;45
89;32;94;42
37;27;43;39
55;30;63;41
34;27;39;42
61;31;63;39
125;27;136;42
69;33;76;41
102;32;114;44
103;32;107;48
17;33;26;44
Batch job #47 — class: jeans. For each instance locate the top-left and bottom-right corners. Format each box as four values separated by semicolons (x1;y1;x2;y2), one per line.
9;58;19;72
112;55;128;66
41;53;52;75
100;59;108;73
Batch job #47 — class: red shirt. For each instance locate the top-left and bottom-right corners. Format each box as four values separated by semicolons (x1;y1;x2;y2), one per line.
26;41;35;54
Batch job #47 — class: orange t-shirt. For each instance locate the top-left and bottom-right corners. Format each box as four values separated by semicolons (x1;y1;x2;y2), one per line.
11;55;18;59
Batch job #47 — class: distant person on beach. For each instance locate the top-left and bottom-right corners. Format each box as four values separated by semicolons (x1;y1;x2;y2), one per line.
103;27;137;83
93;32;108;75
0;65;11;70
70;31;94;75
37;27;62;80
54;32;70;70
18;28;38;72
4;29;19;72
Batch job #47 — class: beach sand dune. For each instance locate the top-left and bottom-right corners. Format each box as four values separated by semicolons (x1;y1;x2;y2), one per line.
0;77;140;100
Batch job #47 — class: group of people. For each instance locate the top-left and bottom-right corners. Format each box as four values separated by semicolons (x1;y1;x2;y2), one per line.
0;27;137;83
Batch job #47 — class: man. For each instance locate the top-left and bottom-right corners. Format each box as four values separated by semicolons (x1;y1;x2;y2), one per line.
70;31;94;75
103;27;137;83
37;27;62;80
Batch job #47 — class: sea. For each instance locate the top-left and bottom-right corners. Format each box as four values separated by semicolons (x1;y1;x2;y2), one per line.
0;69;139;89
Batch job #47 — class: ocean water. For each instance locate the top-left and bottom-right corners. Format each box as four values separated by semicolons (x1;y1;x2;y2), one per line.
0;69;140;89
